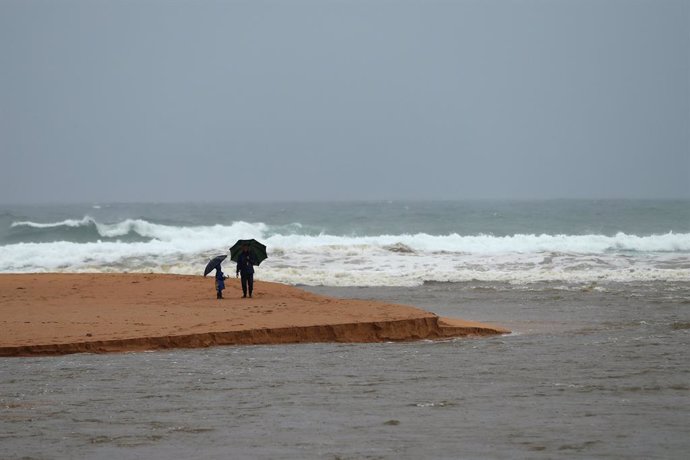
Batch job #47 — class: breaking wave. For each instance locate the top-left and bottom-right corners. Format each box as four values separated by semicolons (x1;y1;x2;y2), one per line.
10;216;268;243
3;217;690;286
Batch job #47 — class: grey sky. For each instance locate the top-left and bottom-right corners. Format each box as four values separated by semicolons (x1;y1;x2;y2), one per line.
1;0;688;203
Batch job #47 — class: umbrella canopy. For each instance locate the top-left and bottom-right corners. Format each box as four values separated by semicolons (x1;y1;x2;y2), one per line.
229;239;268;266
203;254;227;277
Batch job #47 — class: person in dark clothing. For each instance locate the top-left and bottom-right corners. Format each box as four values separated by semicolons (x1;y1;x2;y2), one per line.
215;266;228;299
236;246;255;298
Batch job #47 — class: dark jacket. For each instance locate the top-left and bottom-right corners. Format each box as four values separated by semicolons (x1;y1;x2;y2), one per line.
236;252;255;275
215;268;225;290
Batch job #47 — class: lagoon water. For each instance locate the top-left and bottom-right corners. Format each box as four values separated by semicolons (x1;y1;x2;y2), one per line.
1;200;689;458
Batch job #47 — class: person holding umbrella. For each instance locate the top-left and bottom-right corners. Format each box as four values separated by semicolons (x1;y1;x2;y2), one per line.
230;239;267;299
204;255;229;299
215;265;229;299
236;245;255;298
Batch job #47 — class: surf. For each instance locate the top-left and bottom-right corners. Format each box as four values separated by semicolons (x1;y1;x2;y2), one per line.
7;216;690;252
1;216;689;286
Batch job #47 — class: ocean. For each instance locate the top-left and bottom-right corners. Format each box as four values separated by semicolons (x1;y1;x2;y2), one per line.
1;200;689;285
1;200;689;458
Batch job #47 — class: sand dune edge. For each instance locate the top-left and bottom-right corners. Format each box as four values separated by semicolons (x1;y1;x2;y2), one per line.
0;316;507;357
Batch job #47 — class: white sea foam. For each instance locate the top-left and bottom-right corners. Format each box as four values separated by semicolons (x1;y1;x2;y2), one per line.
12;216;97;229
3;218;690;286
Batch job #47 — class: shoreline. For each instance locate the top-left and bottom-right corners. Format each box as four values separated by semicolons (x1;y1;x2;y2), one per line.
0;273;509;356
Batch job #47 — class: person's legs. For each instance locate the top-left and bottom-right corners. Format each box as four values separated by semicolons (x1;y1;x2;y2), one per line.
247;274;254;297
241;274;248;297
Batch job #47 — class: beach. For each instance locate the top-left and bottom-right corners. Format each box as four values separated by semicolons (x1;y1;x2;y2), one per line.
1;201;688;458
0;273;508;356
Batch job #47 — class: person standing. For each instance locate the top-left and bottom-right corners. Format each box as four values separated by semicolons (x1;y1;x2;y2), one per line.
236;245;255;298
215;266;228;299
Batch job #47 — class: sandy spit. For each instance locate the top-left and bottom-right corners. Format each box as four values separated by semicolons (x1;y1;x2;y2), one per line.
0;273;509;356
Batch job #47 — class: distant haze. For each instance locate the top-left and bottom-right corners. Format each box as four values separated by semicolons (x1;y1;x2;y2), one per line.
1;0;688;203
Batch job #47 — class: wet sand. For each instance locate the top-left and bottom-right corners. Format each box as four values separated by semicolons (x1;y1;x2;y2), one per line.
0;274;509;356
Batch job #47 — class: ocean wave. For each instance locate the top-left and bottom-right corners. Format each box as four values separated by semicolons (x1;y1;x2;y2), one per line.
10;217;267;244
266;231;690;254
9;216;690;253
1;240;687;286
11;216;97;229
3;217;690;285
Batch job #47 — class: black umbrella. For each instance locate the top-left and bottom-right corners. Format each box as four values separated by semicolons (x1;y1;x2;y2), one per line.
229;239;268;266
203;254;227;277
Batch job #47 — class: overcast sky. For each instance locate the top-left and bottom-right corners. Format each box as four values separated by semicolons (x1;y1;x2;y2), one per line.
1;0;688;203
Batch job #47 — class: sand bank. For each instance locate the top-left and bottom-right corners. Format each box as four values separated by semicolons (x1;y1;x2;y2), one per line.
0;274;509;356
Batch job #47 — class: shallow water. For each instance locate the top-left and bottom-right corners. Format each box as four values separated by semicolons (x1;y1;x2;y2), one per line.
1;280;688;459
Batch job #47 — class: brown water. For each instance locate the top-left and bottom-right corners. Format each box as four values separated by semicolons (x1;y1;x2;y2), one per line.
1;280;689;459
